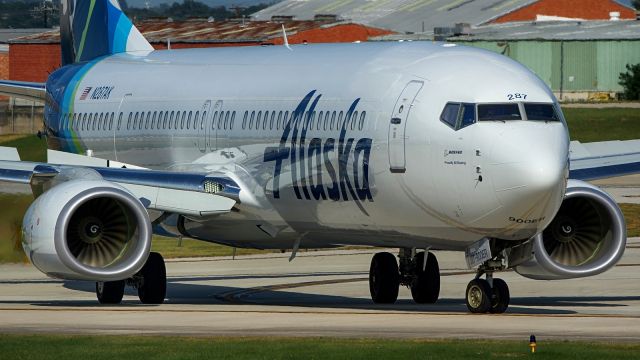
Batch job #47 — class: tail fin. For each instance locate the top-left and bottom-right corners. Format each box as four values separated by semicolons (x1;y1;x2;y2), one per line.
60;0;153;65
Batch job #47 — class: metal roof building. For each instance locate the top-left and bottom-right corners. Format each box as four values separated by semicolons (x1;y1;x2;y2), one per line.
253;0;636;34
374;20;640;100
6;19;393;82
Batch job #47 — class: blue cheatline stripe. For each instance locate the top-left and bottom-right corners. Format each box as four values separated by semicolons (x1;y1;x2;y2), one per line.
59;58;104;154
570;162;640;181
107;0;133;53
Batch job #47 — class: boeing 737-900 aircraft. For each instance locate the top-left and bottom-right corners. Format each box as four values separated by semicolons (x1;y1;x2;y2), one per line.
0;0;639;313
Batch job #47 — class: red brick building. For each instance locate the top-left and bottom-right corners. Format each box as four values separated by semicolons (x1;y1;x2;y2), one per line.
491;0;636;23
7;19;394;82
0;49;8;80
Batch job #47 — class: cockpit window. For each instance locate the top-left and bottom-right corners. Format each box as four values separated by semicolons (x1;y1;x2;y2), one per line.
440;102;476;130
460;104;476;128
440;103;460;128
524;103;560;121
477;104;522;121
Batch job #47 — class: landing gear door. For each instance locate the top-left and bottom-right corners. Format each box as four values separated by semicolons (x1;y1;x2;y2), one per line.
198;100;212;153
388;81;423;173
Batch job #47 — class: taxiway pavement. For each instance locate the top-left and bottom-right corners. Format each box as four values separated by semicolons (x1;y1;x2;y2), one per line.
1;238;639;341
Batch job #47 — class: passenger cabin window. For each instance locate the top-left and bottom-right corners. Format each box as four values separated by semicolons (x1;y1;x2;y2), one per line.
524;104;560;121
477;104;521;121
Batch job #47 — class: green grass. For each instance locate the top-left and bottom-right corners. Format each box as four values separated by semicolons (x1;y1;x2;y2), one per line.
562;108;640;143
0;335;639;360
151;236;271;258
0;193;33;263
0;134;47;162
621;204;640;238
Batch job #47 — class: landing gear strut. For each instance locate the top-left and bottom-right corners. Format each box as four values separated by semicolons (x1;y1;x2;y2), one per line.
465;260;510;314
95;252;167;305
368;249;440;304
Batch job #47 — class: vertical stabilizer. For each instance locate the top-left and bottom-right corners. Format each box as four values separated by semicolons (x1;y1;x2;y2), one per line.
60;0;154;65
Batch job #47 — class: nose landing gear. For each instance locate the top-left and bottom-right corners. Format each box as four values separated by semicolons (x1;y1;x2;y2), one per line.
465;260;510;314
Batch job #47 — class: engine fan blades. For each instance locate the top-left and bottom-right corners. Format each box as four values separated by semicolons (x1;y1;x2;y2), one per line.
67;197;136;268
543;198;604;267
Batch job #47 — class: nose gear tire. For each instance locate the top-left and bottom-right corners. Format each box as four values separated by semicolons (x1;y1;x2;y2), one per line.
489;278;510;314
466;279;492;313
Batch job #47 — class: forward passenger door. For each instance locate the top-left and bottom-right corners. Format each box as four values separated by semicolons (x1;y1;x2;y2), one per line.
388;81;423;173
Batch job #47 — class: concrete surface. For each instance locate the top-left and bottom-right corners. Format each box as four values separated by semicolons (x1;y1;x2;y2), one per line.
1;239;639;341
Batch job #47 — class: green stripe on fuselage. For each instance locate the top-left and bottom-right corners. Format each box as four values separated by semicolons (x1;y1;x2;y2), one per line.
64;59;102;153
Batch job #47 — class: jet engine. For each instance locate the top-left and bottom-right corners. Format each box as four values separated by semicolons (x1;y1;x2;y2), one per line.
21;179;152;281
513;179;626;280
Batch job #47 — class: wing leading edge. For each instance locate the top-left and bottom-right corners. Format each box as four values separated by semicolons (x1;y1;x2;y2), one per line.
0;80;46;102
0;147;242;217
569;140;640;181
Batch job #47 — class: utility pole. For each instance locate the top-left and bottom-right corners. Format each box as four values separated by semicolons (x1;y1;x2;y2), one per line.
229;5;247;18
30;0;59;28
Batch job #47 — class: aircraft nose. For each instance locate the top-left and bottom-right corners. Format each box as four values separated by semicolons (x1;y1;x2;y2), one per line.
489;124;568;216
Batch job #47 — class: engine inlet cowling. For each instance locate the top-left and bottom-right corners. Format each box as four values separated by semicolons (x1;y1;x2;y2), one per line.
22;179;152;281
514;179;626;280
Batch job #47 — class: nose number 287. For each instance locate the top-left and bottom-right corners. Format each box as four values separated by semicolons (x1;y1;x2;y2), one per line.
507;93;528;100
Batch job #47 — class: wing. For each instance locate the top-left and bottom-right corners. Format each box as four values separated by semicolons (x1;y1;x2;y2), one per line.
0;80;46;101
569;140;640;181
0;147;247;217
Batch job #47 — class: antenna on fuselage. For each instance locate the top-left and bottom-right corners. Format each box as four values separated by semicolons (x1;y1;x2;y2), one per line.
282;24;292;51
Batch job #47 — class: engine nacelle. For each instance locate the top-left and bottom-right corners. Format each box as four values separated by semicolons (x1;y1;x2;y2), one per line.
21;179;152;281
513;179;626;280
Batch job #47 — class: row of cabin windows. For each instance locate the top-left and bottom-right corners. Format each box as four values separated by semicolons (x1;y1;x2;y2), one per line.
240;110;367;132
58;109;367;133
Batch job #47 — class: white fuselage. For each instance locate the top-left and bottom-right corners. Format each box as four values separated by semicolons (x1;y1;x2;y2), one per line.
45;42;570;251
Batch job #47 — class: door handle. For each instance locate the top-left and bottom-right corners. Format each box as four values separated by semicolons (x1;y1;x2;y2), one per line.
391;117;401;125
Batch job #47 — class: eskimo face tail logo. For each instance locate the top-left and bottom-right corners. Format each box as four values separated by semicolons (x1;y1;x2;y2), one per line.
264;90;373;214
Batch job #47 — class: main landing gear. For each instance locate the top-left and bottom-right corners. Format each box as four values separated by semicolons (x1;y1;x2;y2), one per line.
369;249;440;304
465;260;510;314
368;249;510;313
96;252;167;305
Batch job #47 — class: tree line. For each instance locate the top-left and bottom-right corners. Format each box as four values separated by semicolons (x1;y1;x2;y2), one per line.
0;0;271;29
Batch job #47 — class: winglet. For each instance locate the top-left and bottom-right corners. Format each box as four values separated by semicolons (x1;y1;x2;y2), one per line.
282;24;292;51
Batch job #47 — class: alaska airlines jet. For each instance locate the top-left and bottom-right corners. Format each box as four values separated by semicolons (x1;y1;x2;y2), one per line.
0;0;639;313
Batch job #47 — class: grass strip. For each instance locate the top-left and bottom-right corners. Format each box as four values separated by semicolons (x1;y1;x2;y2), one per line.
563;108;640;143
1;334;640;360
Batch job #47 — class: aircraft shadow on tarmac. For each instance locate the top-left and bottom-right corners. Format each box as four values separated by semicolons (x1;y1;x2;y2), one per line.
3;271;639;315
